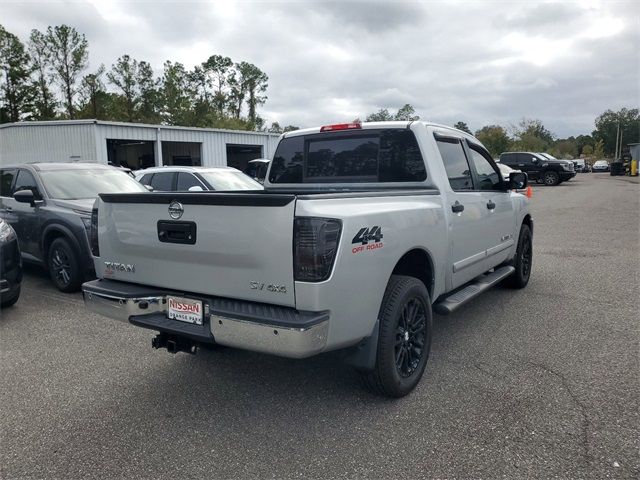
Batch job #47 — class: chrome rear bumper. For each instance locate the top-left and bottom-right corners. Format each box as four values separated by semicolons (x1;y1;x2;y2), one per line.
82;279;329;359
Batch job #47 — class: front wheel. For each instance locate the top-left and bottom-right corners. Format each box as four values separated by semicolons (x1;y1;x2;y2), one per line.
363;275;433;398
543;171;560;186
504;224;533;289
48;237;83;292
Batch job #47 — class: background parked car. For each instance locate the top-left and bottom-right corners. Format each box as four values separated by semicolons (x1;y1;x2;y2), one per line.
134;166;263;191
573;159;587;172
496;162;522;182
0;218;22;308
244;158;270;183
0;163;148;292
592;160;610;172
500;151;575;186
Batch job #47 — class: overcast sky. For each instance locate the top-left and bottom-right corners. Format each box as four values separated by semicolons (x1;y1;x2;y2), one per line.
2;0;639;137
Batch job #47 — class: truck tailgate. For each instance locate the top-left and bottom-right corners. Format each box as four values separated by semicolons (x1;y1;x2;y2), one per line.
96;192;297;307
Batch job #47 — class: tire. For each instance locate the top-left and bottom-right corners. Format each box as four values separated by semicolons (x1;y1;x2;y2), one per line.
363;275;433;398
543;171;560;186
48;237;82;292
0;285;20;308
504;224;532;289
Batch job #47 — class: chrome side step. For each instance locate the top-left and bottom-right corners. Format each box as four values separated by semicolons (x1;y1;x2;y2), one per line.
434;266;515;315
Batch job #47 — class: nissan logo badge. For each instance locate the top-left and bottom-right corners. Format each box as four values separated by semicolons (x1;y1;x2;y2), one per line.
168;200;184;219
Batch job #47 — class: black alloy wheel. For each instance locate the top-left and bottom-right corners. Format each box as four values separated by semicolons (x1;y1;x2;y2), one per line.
363;275;433;397
395;298;427;378
48;237;82;292
544;171;560;186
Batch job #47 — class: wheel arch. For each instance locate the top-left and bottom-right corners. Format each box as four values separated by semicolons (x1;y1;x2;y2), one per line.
41;224;81;261
390;248;435;300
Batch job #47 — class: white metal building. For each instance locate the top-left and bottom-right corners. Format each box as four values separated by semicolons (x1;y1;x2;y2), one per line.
0;120;280;171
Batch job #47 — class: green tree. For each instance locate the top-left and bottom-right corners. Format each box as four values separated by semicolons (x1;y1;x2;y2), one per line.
78;64;105;118
365;108;393;122
394;104;419;121
28;29;56;119
592;108;640;156
137;60;160;123
582;144;593;157
474;125;511;157
593;139;605;159
0;24;33;122
107;55;137;121
44;24;88;118
283;125;299;132
365;104;419;122
268;121;282;133
159;61;192;126
202;54;232;117
227;61;268;127
453;121;472;134
510;118;554;152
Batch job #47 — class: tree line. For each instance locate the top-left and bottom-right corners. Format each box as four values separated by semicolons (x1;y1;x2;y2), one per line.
0;23;284;132
364;106;639;160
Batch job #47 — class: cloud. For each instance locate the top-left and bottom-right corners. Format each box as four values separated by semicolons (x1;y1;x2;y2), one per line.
1;0;638;137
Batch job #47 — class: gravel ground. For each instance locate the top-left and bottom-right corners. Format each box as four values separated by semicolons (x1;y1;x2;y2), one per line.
1;173;638;479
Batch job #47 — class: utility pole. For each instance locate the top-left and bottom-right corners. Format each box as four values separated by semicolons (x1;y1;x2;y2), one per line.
615;123;620;159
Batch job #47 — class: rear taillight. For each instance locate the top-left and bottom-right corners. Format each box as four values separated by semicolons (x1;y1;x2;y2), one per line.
90;208;99;257
294;217;342;282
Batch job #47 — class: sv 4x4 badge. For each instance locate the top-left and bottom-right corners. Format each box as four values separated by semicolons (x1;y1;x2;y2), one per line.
351;226;384;254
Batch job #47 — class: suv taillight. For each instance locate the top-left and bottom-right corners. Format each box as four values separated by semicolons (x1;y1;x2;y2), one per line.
294;217;342;282
90;208;99;257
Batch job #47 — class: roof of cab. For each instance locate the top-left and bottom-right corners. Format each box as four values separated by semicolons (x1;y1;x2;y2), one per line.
281;120;478;143
3;162;109;171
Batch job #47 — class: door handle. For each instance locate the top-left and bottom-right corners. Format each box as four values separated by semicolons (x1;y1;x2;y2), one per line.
487;201;496;210
4;206;12;212
451;201;464;213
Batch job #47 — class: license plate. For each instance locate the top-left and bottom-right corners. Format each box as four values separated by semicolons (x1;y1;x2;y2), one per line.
167;296;203;325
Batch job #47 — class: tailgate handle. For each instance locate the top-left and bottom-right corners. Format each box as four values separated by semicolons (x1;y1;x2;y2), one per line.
157;221;197;245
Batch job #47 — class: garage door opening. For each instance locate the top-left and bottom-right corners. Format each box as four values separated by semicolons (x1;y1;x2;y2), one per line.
162;141;202;166
226;144;263;172
106;139;155;170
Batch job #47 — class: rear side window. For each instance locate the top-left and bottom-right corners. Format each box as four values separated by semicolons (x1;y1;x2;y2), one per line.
138;174;153;186
13;170;42;199
150;172;174;191
176;172;203;191
500;153;517;165
269;129;426;184
0;169;16;197
436;138;473;191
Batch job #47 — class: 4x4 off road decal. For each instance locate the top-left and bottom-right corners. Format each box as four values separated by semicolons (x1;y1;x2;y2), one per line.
351;226;384;254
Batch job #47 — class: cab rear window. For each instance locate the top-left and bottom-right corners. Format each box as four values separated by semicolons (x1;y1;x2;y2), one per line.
269;129;426;184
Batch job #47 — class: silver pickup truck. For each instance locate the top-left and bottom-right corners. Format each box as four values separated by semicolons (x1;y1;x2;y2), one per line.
82;121;533;397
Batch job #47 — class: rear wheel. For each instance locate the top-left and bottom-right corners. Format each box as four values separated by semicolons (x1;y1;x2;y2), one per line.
363;275;433;398
48;237;82;292
504;224;532;289
543;171;560;186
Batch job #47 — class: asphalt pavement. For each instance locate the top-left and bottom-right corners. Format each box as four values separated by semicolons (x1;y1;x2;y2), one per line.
1;173;638;479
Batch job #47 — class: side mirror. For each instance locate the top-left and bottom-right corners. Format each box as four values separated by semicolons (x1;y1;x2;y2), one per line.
509;172;528;190
143;184;154;191
531;157;538;163
188;185;204;192
14;189;36;206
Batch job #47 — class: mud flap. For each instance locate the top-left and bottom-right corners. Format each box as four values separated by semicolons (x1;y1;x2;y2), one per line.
343;320;379;370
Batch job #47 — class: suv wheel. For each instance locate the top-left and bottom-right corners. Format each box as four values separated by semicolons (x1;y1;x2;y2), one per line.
363;275;433;398
504;224;532;289
48;237;82;292
543;171;560;186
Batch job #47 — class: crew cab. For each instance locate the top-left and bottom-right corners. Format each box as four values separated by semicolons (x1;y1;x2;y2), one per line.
82;121;533;397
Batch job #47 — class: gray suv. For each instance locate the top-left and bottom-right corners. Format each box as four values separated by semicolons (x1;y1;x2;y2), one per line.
0;163;147;292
